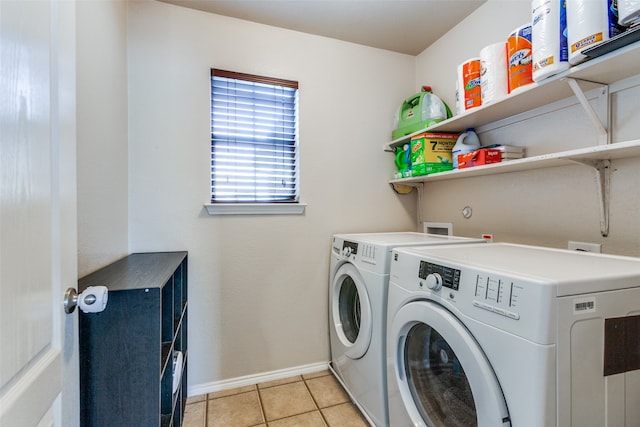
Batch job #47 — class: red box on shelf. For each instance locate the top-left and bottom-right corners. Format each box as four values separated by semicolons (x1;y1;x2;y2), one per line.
457;148;502;169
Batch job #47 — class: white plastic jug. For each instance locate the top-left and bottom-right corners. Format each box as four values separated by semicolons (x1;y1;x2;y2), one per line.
452;128;481;169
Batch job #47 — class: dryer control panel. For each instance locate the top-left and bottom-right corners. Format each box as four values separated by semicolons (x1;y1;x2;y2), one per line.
341;240;358;257
332;236;392;274
340;240;379;262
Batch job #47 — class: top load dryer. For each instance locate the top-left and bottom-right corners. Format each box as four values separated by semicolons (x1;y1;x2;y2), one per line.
329;232;486;426
387;242;640;427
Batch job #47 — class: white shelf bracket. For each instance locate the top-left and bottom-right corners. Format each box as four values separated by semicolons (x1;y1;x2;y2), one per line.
566;77;609;145
569;158;611;237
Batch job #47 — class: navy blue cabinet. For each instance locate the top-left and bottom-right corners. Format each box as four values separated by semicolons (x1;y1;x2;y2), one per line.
79;252;188;427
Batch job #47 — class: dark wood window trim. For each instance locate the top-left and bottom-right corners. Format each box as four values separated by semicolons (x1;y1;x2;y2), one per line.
211;69;298;89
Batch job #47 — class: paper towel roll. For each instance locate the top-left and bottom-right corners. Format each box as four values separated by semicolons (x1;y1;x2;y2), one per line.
532;0;570;82
618;0;640;25
508;24;534;94
480;42;509;105
457;58;482;113
566;0;625;65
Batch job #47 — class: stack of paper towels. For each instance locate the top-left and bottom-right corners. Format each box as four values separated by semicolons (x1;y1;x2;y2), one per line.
457;42;512;114
454;0;637;116
532;0;569;81
508;24;534;92
566;0;626;65
480;43;509;106
457;58;483;113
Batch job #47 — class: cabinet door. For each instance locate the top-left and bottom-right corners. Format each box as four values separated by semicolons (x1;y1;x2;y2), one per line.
80;289;161;426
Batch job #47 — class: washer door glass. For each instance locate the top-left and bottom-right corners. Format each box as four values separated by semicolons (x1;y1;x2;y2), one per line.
405;323;476;426
338;275;361;343
331;262;372;359
390;300;509;426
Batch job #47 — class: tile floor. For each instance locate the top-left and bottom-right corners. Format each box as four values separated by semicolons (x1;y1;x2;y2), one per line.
183;370;371;427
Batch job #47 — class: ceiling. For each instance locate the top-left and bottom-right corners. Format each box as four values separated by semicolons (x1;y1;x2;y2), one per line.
157;0;487;55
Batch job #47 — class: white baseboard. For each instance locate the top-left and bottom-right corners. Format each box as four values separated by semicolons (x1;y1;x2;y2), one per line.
188;361;330;397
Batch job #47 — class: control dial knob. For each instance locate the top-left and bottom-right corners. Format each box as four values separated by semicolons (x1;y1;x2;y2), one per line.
425;273;443;291
342;247;352;257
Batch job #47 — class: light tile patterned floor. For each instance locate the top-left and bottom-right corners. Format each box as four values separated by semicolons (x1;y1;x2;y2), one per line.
183;370;370;427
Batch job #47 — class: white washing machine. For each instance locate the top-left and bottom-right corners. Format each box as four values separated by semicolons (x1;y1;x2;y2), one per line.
387;242;640;427
329;232;485;426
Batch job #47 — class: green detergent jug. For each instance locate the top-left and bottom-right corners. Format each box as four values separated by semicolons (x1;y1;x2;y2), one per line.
395;144;411;178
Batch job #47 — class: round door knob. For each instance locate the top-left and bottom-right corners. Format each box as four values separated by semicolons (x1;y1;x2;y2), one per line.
425;273;443;290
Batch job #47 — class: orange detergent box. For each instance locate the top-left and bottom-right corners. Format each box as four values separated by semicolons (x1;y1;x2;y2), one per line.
457;148;502;169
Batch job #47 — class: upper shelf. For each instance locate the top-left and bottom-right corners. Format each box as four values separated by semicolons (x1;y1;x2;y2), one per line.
385;35;640;152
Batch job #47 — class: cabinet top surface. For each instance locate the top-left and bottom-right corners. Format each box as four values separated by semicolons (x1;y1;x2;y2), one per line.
78;252;187;292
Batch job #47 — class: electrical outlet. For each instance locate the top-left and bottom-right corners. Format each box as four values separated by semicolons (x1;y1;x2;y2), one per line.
568;241;602;253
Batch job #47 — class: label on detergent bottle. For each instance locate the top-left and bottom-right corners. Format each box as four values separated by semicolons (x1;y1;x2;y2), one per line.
462;59;482;110
508;24;533;93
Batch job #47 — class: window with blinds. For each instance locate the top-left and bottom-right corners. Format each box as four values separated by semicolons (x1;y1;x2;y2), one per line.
210;69;299;203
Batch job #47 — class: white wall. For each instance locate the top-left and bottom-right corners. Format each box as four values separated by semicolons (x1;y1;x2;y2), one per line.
126;0;417;387
76;0;129;277
415;0;640;256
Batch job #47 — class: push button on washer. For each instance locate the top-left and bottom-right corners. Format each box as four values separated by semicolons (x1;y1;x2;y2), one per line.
473;300;520;320
493;307;507;316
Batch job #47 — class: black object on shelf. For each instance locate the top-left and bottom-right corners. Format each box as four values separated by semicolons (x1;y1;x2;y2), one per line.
79;251;188;427
582;25;640;59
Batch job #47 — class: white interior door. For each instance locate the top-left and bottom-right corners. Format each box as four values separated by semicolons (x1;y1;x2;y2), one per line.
0;0;78;425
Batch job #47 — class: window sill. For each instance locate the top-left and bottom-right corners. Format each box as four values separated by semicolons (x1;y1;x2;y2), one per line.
204;203;307;215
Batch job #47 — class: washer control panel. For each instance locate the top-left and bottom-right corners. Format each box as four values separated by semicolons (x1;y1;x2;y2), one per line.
472;274;522;320
417;261;522;321
391;247;558;344
419;261;461;291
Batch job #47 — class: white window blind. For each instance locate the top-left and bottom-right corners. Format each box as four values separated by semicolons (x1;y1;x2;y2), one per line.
210;69;299;203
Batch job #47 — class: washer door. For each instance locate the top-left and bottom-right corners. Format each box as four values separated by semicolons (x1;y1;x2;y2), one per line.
331;262;372;359
390;300;510;427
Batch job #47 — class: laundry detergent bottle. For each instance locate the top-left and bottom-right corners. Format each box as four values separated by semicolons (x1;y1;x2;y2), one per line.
395;143;411;178
452;128;480;169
